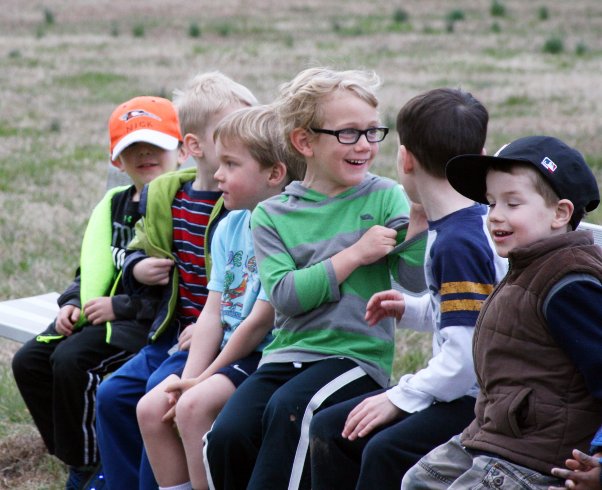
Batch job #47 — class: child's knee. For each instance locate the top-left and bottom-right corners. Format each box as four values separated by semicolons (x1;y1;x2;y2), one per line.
309;409;331;440
136;389;164;429
96;376;120;412
174;389;198;427
263;389;304;427
11;346;30;381
49;349;80;378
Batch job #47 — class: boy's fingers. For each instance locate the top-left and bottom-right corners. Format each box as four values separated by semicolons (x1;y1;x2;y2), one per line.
573;449;594;463
161;406;176;423
550;467;571;479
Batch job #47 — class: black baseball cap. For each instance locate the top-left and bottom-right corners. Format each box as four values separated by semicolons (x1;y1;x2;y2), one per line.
446;135;600;227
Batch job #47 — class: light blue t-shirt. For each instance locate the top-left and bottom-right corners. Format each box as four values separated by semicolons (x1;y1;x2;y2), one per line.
207;209;272;351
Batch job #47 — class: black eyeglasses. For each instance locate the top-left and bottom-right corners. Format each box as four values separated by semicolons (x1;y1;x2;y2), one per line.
310;127;389;144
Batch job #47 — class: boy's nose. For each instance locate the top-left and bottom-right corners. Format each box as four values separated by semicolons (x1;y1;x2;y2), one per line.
137;142;155;154
354;134;372;150
487;207;501;222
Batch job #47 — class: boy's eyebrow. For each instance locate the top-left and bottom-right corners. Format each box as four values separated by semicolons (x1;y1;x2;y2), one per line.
486;189;523;199
327;118;381;128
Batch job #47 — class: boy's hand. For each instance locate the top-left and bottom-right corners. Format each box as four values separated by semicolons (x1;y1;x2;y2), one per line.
549;449;602;490
342;392;405;440
352;225;397;266
162;376;201;422
365;289;405;326
178;324;194;351
83;297;116;325
55;304;81;336
133;257;174;285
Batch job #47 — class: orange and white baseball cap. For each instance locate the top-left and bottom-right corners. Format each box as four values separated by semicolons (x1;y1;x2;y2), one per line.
109;96;183;161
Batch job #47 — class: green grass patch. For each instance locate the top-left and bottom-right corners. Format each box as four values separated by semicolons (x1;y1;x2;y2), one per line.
43;7;55;25
0;144;106;191
331;14;412;36
0;123;44;138
54;71;128;90
542;36;564;54
0;365;30;429
392;330;431;383
188;22;201;38
576;42;588;56
502;94;534;107
392;8;409;24
132;23;145;37
490;0;507;17
446;9;465;22
482;46;519;59
192;44;210;55
537;6;549;21
53;71;132;102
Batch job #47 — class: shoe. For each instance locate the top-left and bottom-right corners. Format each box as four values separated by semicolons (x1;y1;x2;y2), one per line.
82;464;105;490
65;465;95;490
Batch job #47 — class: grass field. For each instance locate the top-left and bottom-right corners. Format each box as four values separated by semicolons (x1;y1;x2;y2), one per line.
2;0;602;487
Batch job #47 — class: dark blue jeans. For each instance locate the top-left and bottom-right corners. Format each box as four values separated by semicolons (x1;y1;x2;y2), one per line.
310;391;476;490
95;327;188;490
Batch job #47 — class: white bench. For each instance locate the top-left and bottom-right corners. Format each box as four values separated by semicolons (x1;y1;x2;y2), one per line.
2;220;602;344
0;292;60;343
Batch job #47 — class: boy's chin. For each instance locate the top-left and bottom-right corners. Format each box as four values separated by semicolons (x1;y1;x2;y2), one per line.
494;247;510;258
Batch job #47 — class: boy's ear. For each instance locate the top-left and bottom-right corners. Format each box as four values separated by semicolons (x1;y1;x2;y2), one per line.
268;161;288;187
398;145;415;174
183;133;203;159
290;128;314;157
111;158;125;172
177;143;189;166
552;199;574;230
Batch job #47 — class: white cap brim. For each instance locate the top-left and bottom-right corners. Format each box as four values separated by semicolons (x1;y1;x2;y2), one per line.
111;129;180;161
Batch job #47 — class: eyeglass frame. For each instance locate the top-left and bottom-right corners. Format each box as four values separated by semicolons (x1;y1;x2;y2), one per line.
309;126;389;145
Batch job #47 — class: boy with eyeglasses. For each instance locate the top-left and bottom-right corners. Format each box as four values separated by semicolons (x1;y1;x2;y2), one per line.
204;67;427;490
309;87;507;490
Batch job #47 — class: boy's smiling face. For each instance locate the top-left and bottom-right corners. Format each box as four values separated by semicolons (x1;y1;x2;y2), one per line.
485;167;564;257
116;141;179;190
303;90;380;196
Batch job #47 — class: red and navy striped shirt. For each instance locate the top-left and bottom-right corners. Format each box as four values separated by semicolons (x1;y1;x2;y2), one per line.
171;181;221;324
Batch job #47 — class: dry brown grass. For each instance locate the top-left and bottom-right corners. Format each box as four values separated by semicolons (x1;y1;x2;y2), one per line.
1;0;602;487
0;424;63;490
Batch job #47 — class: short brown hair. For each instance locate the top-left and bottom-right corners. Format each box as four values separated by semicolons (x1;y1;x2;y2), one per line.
397;88;488;179
213;105;305;182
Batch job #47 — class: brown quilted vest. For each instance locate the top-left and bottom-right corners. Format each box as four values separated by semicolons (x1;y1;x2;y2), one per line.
461;231;602;474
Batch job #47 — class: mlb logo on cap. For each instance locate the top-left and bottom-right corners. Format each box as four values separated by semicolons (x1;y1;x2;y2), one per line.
540;156;557;173
109;96;183;161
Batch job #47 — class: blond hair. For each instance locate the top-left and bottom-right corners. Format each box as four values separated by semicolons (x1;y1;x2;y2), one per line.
173;71;258;137
275;67;381;155
214;105;305;182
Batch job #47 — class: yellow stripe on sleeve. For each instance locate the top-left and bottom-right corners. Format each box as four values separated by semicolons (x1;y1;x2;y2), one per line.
440;281;494;296
441;299;485;313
